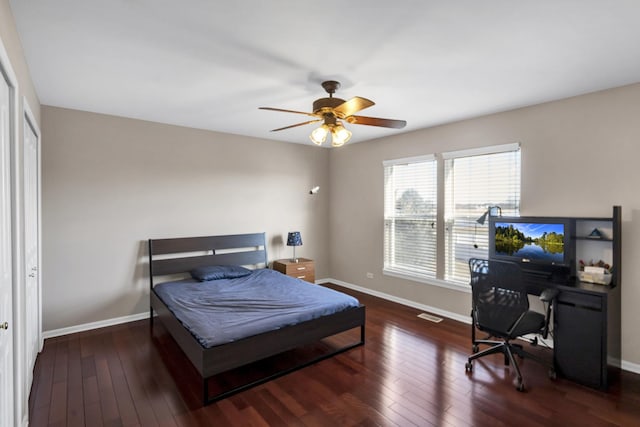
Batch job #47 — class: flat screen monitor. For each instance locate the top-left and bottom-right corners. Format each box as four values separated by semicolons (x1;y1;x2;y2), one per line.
489;216;575;271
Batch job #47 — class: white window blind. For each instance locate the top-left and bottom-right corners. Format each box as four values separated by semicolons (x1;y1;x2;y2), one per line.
383;155;437;279
443;144;521;284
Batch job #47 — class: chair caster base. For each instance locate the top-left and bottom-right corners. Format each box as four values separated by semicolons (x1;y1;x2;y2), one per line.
465;361;473;372
514;379;525;392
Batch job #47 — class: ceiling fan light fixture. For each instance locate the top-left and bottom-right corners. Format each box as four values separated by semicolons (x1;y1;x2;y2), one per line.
262;80;406;146
331;123;351;147
310;124;329;145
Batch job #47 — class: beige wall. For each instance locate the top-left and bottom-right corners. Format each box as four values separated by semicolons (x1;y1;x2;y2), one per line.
41;106;329;331
329;83;640;366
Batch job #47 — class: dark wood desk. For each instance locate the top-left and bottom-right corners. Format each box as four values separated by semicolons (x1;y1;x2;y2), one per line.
498;206;622;390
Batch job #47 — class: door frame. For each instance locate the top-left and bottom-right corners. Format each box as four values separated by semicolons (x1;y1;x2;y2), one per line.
0;33;20;427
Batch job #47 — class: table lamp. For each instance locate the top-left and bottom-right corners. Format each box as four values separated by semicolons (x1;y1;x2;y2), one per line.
286;231;302;262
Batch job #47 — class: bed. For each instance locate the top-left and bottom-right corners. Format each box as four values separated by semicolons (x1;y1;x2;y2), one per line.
148;232;366;405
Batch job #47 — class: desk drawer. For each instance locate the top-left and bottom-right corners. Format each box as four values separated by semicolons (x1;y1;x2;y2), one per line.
557;292;602;310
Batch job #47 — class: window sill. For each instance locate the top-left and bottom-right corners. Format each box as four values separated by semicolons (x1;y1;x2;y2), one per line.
382;268;470;293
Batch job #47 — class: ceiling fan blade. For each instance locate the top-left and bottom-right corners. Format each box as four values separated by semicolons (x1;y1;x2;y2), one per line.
259;107;317;118
270;119;322;132
333;96;375;117
348;115;407;129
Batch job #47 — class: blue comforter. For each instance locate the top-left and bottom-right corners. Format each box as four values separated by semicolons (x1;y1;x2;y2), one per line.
153;268;360;348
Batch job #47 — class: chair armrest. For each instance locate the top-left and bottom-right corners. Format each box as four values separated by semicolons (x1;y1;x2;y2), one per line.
539;288;559;303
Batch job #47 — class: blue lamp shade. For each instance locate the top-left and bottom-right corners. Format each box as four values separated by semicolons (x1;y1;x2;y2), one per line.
287;231;302;247
286;231;302;262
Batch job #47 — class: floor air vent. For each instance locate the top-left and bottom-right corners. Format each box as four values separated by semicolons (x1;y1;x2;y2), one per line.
417;313;443;323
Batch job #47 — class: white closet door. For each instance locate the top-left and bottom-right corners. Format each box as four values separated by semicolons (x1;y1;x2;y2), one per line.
0;58;15;427
23;111;39;388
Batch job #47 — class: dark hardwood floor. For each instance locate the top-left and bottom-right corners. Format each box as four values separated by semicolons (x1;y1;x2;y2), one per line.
29;284;640;426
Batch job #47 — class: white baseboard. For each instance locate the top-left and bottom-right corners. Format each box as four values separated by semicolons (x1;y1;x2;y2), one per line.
42;312;149;339
319;277;640;376
622;359;640;374
319;277;471;324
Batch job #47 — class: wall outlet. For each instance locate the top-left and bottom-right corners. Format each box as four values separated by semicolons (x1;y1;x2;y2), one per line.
366;272;374;279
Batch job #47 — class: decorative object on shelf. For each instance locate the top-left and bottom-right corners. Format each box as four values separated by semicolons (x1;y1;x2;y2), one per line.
286;231;303;262
578;269;612;285
578;259;613;285
587;228;603;239
579;259;612;272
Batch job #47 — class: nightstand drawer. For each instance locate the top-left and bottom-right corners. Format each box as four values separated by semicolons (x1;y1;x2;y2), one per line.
291;272;315;282
283;263;314;275
273;258;315;283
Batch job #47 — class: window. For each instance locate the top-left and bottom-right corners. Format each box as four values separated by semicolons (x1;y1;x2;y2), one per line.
443;145;521;284
383;144;521;287
383;155;437;279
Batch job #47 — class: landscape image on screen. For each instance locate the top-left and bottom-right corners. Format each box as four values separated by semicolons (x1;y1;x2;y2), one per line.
494;222;564;263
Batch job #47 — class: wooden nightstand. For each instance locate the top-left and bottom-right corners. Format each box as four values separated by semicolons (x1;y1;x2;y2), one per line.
273;258;315;283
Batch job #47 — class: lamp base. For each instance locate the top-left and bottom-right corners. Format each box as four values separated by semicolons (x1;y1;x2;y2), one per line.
290;258;299;263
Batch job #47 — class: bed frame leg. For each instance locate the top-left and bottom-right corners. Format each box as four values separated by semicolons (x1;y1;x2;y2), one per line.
360;324;366;344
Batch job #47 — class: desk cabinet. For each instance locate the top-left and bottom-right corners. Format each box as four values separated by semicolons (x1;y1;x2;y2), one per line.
553;283;621;389
273;258;315;283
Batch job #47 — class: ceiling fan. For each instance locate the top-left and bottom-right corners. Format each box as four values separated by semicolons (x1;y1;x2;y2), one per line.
260;80;407;147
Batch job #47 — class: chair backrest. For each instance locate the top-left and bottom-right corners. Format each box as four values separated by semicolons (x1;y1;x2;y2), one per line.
468;258;529;335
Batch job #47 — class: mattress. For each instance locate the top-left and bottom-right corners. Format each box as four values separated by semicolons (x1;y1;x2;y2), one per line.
153;268;360;348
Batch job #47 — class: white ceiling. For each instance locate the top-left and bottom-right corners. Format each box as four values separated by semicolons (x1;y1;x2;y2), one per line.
10;0;640;145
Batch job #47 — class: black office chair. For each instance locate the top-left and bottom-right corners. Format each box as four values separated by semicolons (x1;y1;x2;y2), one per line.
465;258;557;391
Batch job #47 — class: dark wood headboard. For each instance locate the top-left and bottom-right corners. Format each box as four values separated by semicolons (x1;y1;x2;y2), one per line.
148;232;268;287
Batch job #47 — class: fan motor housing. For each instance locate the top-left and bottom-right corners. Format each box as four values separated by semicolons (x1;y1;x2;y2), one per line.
313;97;346;115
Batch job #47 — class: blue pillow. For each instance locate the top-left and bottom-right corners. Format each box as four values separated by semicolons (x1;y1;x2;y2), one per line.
190;265;252;281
